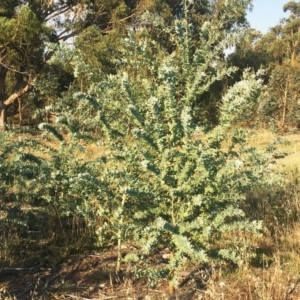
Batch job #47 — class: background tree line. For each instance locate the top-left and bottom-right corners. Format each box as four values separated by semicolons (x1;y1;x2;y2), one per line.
0;0;284;127
228;0;300;130
0;0;249;128
1;1;300;131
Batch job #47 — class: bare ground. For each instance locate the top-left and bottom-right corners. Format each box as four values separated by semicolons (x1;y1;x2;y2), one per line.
0;246;213;300
2;247;300;300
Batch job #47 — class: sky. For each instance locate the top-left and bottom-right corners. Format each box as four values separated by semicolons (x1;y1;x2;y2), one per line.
247;0;289;34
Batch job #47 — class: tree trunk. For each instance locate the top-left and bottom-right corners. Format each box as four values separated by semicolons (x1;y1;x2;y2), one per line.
4;73;40;107
0;59;50;129
18;98;22;126
0;65;8;129
281;81;288;130
0;101;8;129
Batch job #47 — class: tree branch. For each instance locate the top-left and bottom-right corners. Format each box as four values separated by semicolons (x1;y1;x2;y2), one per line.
0;61;29;75
59;29;83;41
45;5;71;22
4;82;34;106
3;68;46;106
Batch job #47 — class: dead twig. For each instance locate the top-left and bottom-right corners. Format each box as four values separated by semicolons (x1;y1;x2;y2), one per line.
66;294;119;300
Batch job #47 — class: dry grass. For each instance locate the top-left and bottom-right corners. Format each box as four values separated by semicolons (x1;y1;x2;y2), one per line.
199;260;300;299
0;289;17;300
246;129;278;148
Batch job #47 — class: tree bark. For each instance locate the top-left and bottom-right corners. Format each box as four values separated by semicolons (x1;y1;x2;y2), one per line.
4;81;33;107
281;80;288;130
0;101;8;129
0;65;8;129
18;98;22;126
0;56;50;129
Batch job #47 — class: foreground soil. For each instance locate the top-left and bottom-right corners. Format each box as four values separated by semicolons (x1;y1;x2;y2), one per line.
0;247;214;300
2;246;300;300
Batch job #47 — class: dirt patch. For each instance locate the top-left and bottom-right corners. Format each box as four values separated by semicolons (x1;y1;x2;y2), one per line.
0;248;208;300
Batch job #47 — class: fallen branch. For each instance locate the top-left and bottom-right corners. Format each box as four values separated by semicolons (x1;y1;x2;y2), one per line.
66;294;119;300
0;267;35;272
287;277;300;296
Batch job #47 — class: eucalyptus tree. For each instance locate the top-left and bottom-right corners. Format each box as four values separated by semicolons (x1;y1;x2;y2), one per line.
0;0;178;128
226;1;300;129
0;0;253;129
227;28;266;78
252;1;300;129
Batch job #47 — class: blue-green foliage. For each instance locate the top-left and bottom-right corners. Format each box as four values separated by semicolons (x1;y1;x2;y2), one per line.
42;8;280;285
0;4;280;287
